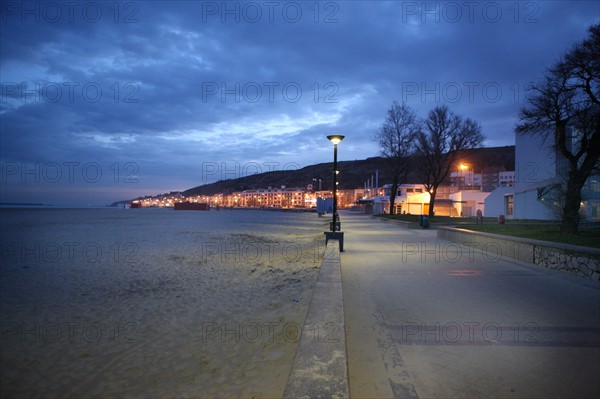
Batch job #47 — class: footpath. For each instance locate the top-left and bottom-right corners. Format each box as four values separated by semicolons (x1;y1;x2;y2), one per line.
339;211;599;398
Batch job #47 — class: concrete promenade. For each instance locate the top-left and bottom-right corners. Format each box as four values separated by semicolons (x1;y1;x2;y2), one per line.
285;240;348;398
340;212;600;398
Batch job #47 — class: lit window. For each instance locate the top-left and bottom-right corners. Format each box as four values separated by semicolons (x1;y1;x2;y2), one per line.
505;195;514;216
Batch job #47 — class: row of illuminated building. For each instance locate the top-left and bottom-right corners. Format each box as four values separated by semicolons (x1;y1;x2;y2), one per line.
134;187;365;209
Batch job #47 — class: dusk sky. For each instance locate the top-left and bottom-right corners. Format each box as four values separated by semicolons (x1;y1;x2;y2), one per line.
1;1;599;206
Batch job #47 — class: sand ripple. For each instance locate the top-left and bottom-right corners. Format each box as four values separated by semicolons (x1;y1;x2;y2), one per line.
1;208;327;398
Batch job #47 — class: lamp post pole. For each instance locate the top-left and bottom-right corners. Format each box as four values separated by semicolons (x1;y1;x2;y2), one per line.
327;135;344;232
332;142;338;232
324;135;345;251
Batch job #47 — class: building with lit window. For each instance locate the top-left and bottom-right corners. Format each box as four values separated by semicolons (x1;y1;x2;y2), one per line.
485;130;600;221
236;186;306;208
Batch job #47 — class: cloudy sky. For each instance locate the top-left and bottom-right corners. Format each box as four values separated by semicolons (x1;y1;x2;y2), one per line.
1;1;598;206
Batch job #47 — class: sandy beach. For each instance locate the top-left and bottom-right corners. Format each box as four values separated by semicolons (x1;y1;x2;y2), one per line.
0;208;328;398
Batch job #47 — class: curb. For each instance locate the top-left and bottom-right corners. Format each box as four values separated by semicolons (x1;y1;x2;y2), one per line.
437;226;600;281
283;240;349;399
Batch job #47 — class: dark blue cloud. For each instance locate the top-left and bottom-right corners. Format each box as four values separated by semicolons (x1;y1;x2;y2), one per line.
1;0;598;205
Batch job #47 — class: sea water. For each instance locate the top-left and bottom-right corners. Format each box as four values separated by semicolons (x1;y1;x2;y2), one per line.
0;207;326;397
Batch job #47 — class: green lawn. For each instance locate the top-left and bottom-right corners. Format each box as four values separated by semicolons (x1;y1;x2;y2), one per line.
375;214;555;224
375;213;421;222
458;224;600;248
374;214;599;248
375;213;467;223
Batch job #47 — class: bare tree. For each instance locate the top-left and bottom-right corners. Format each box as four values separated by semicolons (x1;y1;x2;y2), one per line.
374;101;419;214
416;106;485;217
517;24;600;235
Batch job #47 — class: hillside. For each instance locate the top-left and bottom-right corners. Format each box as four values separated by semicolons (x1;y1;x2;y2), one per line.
183;146;515;196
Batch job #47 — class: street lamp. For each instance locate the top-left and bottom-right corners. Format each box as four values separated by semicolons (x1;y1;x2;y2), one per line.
458;163;468;187
327;135;344;232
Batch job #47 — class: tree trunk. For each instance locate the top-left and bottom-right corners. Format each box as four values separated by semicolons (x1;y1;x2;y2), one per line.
560;172;586;235
428;187;437;217
389;176;399;215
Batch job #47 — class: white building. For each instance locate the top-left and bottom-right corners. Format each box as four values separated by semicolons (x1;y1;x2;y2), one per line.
381;183;491;217
373;196;390;214
450;169;515;192
484;186;514;218
449;190;490;217
498;171;516;187
485;130;600;221
449;169;481;187
381;184;431;214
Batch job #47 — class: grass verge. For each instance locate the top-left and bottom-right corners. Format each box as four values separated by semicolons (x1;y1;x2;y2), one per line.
374;214;599;248
459;224;600;249
374;214;555;224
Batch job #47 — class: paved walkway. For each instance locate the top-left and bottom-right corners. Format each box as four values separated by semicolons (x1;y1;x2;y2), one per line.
340;212;600;398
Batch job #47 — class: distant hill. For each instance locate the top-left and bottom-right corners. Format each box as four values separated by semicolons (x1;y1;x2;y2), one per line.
183;146;515;196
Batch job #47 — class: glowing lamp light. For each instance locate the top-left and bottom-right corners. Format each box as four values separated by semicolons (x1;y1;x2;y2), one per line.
327;135;345;145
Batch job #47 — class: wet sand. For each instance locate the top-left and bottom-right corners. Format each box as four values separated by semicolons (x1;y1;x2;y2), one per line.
0;208;327;398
